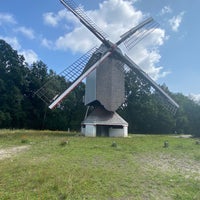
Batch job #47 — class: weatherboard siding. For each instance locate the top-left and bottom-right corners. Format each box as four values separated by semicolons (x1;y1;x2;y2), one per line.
85;56;125;112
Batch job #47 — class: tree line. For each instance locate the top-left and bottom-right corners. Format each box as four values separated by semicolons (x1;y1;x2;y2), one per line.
0;39;199;136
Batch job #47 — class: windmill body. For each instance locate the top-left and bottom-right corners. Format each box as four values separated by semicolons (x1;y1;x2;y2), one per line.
83;46;127;137
85;45;125;112
35;0;179;137
77;40;128;137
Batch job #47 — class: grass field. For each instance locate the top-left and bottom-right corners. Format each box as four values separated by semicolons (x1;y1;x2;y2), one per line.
0;130;199;200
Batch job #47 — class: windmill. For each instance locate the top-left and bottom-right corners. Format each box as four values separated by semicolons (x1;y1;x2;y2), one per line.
36;0;179;137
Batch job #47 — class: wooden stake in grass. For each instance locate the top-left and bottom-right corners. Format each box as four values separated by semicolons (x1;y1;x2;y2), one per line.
59;139;69;146
163;141;169;148
21;136;29;144
195;140;200;145
111;141;117;148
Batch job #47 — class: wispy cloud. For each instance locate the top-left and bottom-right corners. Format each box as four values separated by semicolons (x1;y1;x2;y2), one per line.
43;9;77;27
0;13;16;25
169;12;185;32
0;13;38;64
0;36;21;50
43;12;58;27
189;94;200;104
20;49;38;64
160;6;172;15
41;38;54;49
0;35;38;65
14;26;35;39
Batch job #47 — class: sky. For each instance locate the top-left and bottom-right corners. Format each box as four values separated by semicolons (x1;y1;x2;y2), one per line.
0;0;200;101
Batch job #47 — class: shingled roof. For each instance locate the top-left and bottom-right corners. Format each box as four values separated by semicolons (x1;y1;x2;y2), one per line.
82;107;128;126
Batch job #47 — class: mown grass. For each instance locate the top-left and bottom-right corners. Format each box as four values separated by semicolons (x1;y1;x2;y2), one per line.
0;130;199;199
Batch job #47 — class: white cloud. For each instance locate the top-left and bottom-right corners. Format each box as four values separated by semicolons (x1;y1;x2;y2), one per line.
126;44;170;80
0;13;38;65
169;12;184;32
43;9;78;27
0;36;38;65
41;38;54;49
45;0;169;80
0;13;16;25
55;0;144;52
55;28;99;52
14;26;35;39
125;28;170;80
160;6;172;15
189;94;200;104
19;49;39;64
98;0;143;27
0;36;21;50
43;12;58;27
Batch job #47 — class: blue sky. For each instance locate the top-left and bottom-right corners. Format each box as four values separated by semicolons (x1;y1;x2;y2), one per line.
0;0;199;101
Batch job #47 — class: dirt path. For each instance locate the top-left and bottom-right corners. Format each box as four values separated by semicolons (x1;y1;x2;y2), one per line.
172;134;192;138
0;146;30;160
137;153;200;180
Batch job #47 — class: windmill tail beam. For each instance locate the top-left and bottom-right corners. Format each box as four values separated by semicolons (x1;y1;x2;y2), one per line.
49;51;112;109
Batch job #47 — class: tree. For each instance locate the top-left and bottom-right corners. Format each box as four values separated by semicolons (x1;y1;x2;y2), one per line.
0;39;27;128
118;70;153;133
118;71;176;134
44;82;86;131
0;39;86;130
22;61;49;129
0;39;199;136
174;93;200;136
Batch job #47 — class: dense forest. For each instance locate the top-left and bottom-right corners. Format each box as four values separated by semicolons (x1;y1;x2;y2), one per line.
0;39;199;137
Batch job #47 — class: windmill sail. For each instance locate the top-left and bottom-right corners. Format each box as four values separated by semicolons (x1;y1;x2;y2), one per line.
36;0;179;115
122;20;159;50
60;0;108;44
35;46;98;105
48;51;112;109
119;54;179;113
116;17;158;48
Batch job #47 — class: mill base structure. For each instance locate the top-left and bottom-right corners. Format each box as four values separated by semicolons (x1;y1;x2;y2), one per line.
81;106;128;137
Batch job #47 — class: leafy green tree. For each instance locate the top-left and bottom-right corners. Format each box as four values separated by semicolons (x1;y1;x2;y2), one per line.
22;61;49;129
119;70;153;133
0;39;86;130
44;82;86;131
0;39;27;128
119;71;176;134
174;93;200;136
1;39;200;136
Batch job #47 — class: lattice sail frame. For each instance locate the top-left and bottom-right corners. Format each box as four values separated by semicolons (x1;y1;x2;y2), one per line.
61;0;108;38
35;47;98;105
114;61;179;114
123;21;159;50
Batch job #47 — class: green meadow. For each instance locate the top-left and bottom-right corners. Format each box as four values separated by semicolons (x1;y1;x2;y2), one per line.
0;130;199;200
